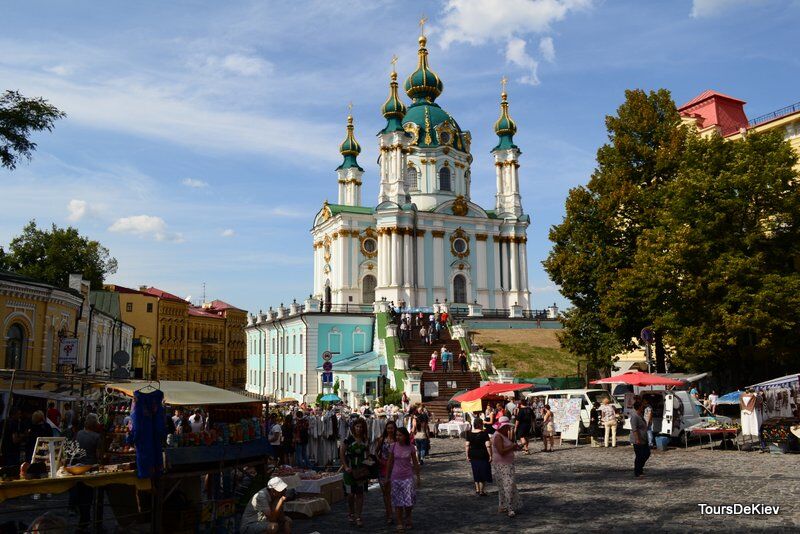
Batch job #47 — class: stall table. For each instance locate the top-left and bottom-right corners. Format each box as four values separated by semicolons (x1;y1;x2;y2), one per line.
295;473;343;505
685;428;740;451
437;421;470;438
0;470;149;503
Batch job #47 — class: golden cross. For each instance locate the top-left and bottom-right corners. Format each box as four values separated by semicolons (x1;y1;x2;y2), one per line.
501;76;508;94
419;15;427;36
347;101;353;113
390;54;398;72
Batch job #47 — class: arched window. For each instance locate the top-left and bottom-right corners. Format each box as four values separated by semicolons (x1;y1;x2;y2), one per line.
362;274;377;304
405;166;419;191
5;324;25;369
453;274;467;303
439;166;451;191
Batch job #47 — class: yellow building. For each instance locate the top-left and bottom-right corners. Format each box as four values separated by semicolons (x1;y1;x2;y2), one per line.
680;90;800;168
1;270;83;376
107;285;246;388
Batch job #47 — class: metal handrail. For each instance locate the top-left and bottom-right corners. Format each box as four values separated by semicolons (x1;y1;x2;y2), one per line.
748;101;800;127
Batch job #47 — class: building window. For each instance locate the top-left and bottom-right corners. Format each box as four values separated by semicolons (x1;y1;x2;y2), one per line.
353;327;366;355
293;335;296;354
365;381;376;397
362;274;377;304
438;166;451;191
328;328;342;354
146;303;153;313
405;165;419;191
453;273;468;303
5;323;25;369
126;303;133;313
299;334;303;354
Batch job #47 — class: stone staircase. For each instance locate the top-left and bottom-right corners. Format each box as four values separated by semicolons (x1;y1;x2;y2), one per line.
400;325;482;422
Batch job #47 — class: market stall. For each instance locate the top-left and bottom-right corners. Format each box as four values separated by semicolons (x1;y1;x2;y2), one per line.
746;373;800;452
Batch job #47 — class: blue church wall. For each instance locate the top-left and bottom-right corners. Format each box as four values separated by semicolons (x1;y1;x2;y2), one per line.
487;238;496;308
424;231;434;304
316;320;374;366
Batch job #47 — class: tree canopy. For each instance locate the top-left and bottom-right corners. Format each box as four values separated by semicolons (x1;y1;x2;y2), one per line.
0;221;118;290
545;88;800;385
0;90;65;170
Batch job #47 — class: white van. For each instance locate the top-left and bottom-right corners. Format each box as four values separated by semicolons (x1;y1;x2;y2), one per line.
621;390;732;440
523;389;623;431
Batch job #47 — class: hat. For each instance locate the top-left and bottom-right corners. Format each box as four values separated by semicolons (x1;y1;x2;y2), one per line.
268;477;288;493
495;416;512;430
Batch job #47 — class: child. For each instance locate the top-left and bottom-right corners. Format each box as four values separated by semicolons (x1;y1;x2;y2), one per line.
387;427;420;532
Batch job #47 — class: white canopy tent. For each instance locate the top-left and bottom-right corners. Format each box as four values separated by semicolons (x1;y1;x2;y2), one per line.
105;381;261;406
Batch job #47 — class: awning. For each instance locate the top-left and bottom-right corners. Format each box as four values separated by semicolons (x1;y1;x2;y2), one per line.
1;389;86;402
749;373;800;390
454;383;532;403
716;390;743;405
591;372;685;387
105;381;261;406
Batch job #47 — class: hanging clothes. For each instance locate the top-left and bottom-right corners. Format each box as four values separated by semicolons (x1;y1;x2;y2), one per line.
127;389;166;478
740;393;763;437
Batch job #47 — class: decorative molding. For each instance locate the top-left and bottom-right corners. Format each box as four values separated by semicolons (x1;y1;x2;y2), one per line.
475;234;488;241
451;195;468;216
449;227;470;259
431;230;445;238
414;229;426;237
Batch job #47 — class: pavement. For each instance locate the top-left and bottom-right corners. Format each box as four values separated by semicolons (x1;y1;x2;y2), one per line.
295;436;800;534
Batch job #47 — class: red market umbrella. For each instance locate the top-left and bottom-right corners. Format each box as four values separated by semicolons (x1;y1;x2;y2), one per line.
453;382;532;403
590;371;686;387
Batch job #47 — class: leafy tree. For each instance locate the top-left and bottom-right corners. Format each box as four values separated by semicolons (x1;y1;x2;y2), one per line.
2;221;117;290
544;89;687;374
608;131;800;384
1;90;65;170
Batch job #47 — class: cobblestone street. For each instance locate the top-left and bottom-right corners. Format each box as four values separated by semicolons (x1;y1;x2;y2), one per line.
297;436;800;533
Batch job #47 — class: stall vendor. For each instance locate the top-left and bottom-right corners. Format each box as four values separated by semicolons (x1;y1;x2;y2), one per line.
240;477;292;534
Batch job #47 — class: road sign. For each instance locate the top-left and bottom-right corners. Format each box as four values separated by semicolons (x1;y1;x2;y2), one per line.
322;351;333;362
58;338;79;365
323;361;333;372
322;372;333;384
640;328;654;343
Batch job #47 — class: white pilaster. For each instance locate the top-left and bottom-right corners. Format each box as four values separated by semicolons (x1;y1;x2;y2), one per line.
390;230;399;287
403;230;412;287
509;238;519;292
477;239;487;290
492;237;501;291
416;232;425;290
433;233;444;288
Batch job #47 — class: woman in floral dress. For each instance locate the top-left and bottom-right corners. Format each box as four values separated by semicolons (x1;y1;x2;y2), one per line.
340;417;370;528
386;427;420;532
376;420;398;525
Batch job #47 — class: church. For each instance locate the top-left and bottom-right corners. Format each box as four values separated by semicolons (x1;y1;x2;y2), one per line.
246;29;532;404
312;31;531;311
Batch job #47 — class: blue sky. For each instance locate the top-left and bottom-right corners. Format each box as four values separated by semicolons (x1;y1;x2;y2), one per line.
1;0;798;314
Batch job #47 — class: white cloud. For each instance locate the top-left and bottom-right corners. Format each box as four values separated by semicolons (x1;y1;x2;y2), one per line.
441;0;592;46
506;38;540;86
221;228;235;237
268;206;310;219
66;199;88;221
539;36;556;62
45;64;72;76
219;53;272;77
109;215;184;243
182;178;208;188
690;0;761;18
440;0;591;84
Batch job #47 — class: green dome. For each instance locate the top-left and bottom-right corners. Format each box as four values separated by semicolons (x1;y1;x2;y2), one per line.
380;71;407;134
492;91;518;152
337;114;363;171
404;36;443;103
402;102;464;149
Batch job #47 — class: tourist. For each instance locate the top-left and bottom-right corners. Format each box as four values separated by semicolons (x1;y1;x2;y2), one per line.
280;413;294;466
429;350;439;373
458;351;468;372
630;401;651;478
340;417;370;528
387;427;420;532
1;408;24;466
419;325;428;346
465;418;492;496
514;399;533;454
189;408;205;433
376;420;398;525
434;319;443;340
642;397;655;448
46;402;61;427
600;398;617;448
401;392;410;412
411;406;430;465
505;397;518;420
441;310;449;324
268;415;283;464
294;411;310;468
399;319;409;347
709;390;719;415
26;411;51;462
441;346;451;372
541;404;555;452
491;416;520;517
61;402;75;438
171;407;183;428
74;413;102;532
240;476;292;534
588;401;601;447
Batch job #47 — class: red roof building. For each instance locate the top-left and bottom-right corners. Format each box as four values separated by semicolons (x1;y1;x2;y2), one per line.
678;90;749;137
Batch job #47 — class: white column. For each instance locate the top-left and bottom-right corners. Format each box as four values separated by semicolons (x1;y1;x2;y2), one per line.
379;231;389;287
341;233;350;290
390;230;399;287
504;240;511;291
351;232;359;288
416;232;425;291
433;233;444;288
493;238;501;291
403;230;412;287
509;238;519;292
519;239;529;293
477;239;487;290
495;162;502;212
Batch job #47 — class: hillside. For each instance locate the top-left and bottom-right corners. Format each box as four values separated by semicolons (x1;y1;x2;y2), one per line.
471;328;578;378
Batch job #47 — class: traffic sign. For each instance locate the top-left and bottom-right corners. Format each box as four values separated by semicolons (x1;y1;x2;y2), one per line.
322;372;333;384
323;361;333;372
322;351;333;362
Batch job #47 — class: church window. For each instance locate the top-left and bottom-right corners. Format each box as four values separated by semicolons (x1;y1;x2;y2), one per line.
439;131;451;145
362;238;377;254
439;166;451;191
353;327;366;355
126;303;133;312
5;323;25;369
453;237;468;255
405;166;419;191
299;334;303;353
362;274;377;304
453;274;467;303
328;328;342;354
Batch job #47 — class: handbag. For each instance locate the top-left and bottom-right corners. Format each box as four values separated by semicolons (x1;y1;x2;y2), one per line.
351;465;370;482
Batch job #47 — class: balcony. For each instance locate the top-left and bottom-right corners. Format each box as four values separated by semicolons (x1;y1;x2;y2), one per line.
201;357;218;366
201;337;219;344
167;359;185;366
232;358;247;366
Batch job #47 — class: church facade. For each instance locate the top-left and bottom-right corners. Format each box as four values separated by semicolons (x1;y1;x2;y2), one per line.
312;33;531;311
246;31;533;403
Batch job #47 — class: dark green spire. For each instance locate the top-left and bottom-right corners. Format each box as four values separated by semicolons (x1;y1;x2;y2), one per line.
381;70;407;134
404;35;443;104
492;84;518;152
337;113;363;171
